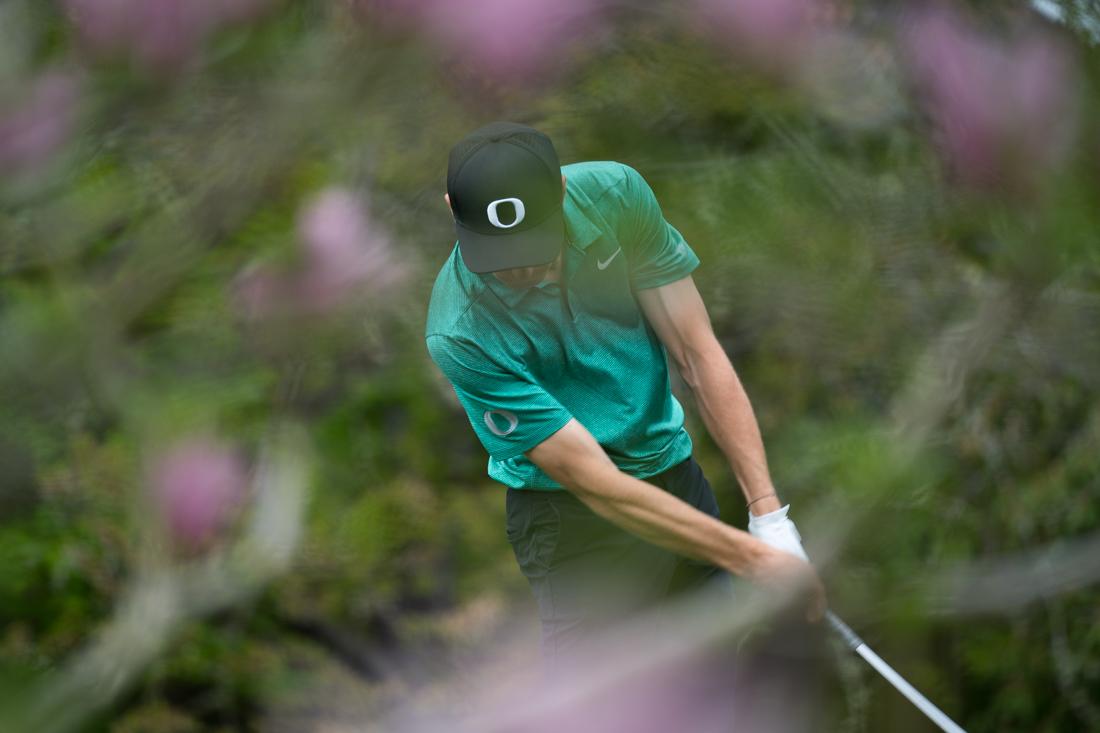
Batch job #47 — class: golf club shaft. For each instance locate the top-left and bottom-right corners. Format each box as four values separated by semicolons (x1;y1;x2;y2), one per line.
826;611;967;733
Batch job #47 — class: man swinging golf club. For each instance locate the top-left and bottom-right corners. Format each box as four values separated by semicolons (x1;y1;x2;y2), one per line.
425;121;825;667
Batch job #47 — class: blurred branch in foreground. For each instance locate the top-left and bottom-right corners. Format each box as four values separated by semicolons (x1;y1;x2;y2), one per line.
3;424;309;733
380;579;832;733
925;530;1100;616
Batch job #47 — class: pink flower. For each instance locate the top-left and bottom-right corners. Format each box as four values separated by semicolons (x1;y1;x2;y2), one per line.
66;0;203;70
427;0;606;81
298;189;377;276
65;0;274;72
64;0;134;54
233;187;406;319
691;0;824;73
0;72;81;175
212;0;276;25
902;5;1077;193
346;0;436;30
152;438;248;552
131;0;213;71
353;0;606;82
295;188;406;310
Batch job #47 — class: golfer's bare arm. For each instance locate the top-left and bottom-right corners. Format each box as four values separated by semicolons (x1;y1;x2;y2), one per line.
636;275;782;515
526;420;813;587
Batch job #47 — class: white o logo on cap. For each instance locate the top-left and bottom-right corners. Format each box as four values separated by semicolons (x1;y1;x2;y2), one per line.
484;409;519;436
486;198;526;229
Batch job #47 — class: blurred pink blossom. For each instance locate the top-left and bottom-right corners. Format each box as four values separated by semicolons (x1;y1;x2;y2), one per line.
234;187;406;319
296;188;405;309
133;0;213;71
152;437;247;552
346;0;436;30
902;6;1077;193
298;189;378;275
692;0;824;73
428;0;606;80
0;72;81;175
213;0;276;25
410;605;825;733
65;0;133;52
65;0;274;72
355;0;606;81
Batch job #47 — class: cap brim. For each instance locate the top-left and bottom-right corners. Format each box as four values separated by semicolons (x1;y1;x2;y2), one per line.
457;208;564;274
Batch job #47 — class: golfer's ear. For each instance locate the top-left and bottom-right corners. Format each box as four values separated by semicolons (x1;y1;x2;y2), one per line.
444;193;452;212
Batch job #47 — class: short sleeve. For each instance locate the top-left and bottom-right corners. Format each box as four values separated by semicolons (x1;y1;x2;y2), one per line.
621;166;700;290
426;335;573;460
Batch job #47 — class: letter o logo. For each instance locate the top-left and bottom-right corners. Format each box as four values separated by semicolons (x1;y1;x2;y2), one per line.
484;409;519;437
486;198;526;229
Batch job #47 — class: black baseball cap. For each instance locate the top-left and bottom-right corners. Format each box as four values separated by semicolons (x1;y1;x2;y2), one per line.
446;122;565;274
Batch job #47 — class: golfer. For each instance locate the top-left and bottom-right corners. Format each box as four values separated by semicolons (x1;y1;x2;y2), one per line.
426;122;824;665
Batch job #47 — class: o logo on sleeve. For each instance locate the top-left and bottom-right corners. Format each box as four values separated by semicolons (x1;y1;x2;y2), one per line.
486;198;525;229
483;409;519;437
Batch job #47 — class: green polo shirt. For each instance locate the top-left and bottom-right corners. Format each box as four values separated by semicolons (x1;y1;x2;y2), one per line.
425;161;700;489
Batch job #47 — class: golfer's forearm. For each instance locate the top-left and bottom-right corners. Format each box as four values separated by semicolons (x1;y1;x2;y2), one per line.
554;456;764;576
682;342;779;512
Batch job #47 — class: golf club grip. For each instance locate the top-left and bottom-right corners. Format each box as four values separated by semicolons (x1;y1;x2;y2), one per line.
826;611;968;733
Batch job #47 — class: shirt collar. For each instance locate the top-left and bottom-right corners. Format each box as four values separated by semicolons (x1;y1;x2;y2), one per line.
480;267;533;306
563;179;602;253
478;256;569;307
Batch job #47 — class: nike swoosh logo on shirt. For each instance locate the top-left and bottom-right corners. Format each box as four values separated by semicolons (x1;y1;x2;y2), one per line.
597;247;622;270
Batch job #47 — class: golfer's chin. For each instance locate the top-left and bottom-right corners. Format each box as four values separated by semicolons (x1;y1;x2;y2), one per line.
493;263;552;290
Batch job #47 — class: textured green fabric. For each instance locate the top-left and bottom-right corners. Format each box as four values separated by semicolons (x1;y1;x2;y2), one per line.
425;161;700;489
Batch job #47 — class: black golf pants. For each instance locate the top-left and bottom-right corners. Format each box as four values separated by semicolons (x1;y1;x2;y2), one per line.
504;456;735;668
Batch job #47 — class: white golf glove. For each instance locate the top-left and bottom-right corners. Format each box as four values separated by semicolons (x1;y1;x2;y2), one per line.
748;504;809;562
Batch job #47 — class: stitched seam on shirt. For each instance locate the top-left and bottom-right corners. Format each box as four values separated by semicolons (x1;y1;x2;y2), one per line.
586;164;632;209
425;286;490;340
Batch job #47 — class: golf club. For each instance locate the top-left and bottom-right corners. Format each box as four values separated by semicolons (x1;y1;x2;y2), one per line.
826;611;967;733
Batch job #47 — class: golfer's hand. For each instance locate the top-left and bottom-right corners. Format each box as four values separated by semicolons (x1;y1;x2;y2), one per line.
748;504;808;561
749;544;827;623
747;504;824;620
